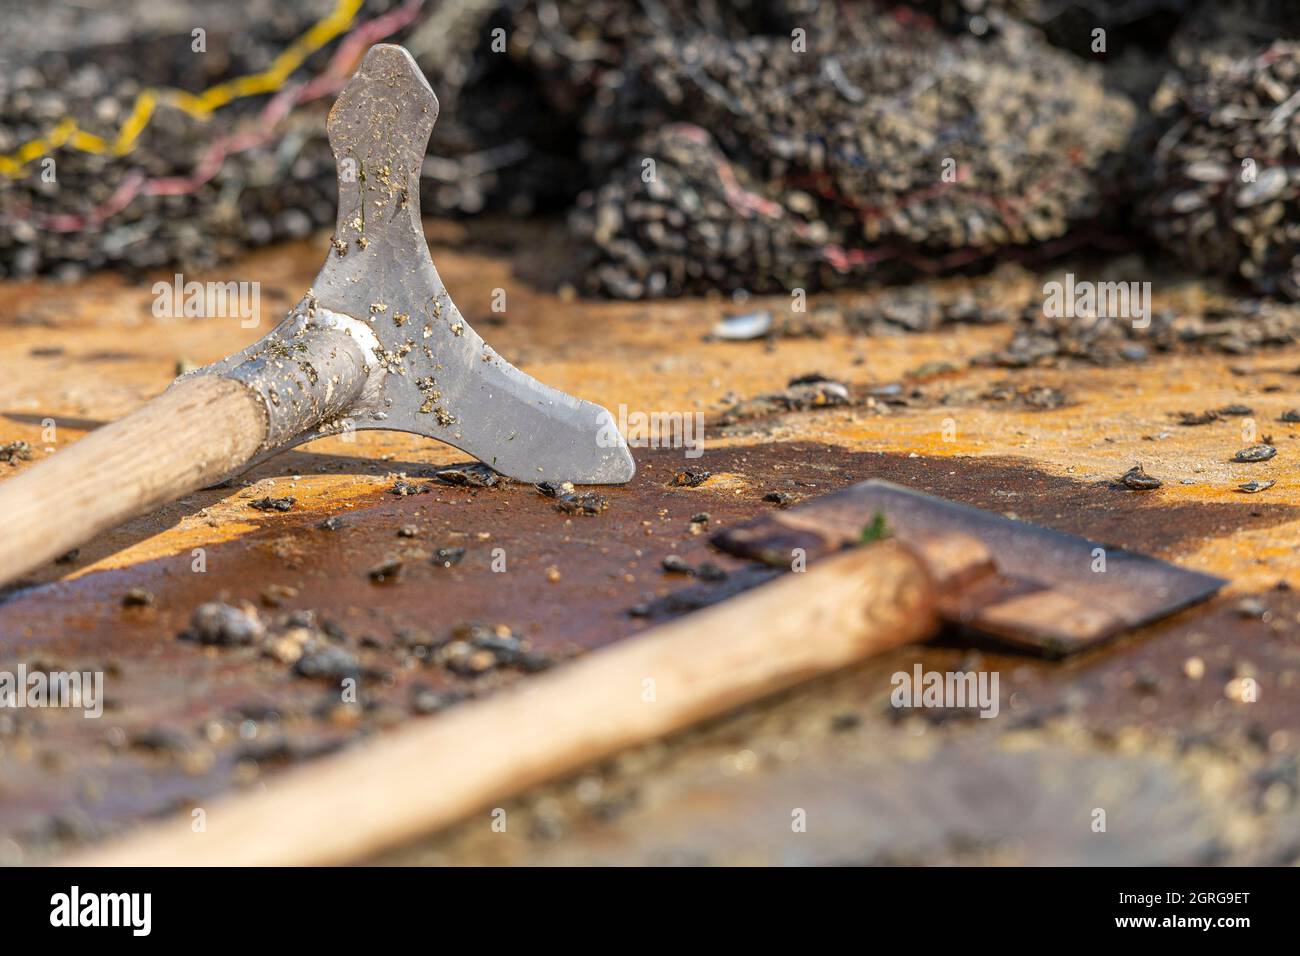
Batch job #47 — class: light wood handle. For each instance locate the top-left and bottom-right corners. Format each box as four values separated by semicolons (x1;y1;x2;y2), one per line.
65;540;937;866
0;376;266;586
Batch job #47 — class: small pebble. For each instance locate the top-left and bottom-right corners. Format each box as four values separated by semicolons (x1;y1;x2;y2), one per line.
1235;597;1268;619
555;491;608;515
535;481;575;498
670;469;712;488
389;480;429;497
0;441;32;465
1238;480;1275;494
187;602;265;646
295;646;360;680
122;587;154;608
1234;444;1276;463
1119;464;1161;490
662;554;693;574
432;463;499;487
441;641;497;677
260;584;298;607
368;558;403;584
250;496;295;512
432;547;466;568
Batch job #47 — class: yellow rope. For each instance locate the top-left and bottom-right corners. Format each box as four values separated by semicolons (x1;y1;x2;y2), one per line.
0;0;363;177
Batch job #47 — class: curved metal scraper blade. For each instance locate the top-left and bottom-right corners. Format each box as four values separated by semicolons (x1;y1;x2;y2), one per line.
201;44;635;485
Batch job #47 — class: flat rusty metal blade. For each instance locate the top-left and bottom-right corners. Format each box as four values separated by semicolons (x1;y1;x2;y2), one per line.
713;480;1226;655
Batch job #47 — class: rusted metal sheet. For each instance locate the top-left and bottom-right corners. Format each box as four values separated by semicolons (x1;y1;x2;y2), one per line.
3;225;1300;864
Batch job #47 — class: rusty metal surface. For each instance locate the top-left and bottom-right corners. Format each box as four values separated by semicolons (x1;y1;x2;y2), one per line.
2;220;1300;864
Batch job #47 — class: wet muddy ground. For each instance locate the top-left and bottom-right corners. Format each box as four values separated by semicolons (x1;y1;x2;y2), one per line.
1;220;1299;864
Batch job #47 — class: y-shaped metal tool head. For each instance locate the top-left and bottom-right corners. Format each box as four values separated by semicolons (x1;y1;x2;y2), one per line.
196;44;635;484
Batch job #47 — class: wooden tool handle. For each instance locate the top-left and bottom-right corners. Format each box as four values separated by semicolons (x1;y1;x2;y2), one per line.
0;376;267;586
67;540;937;866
